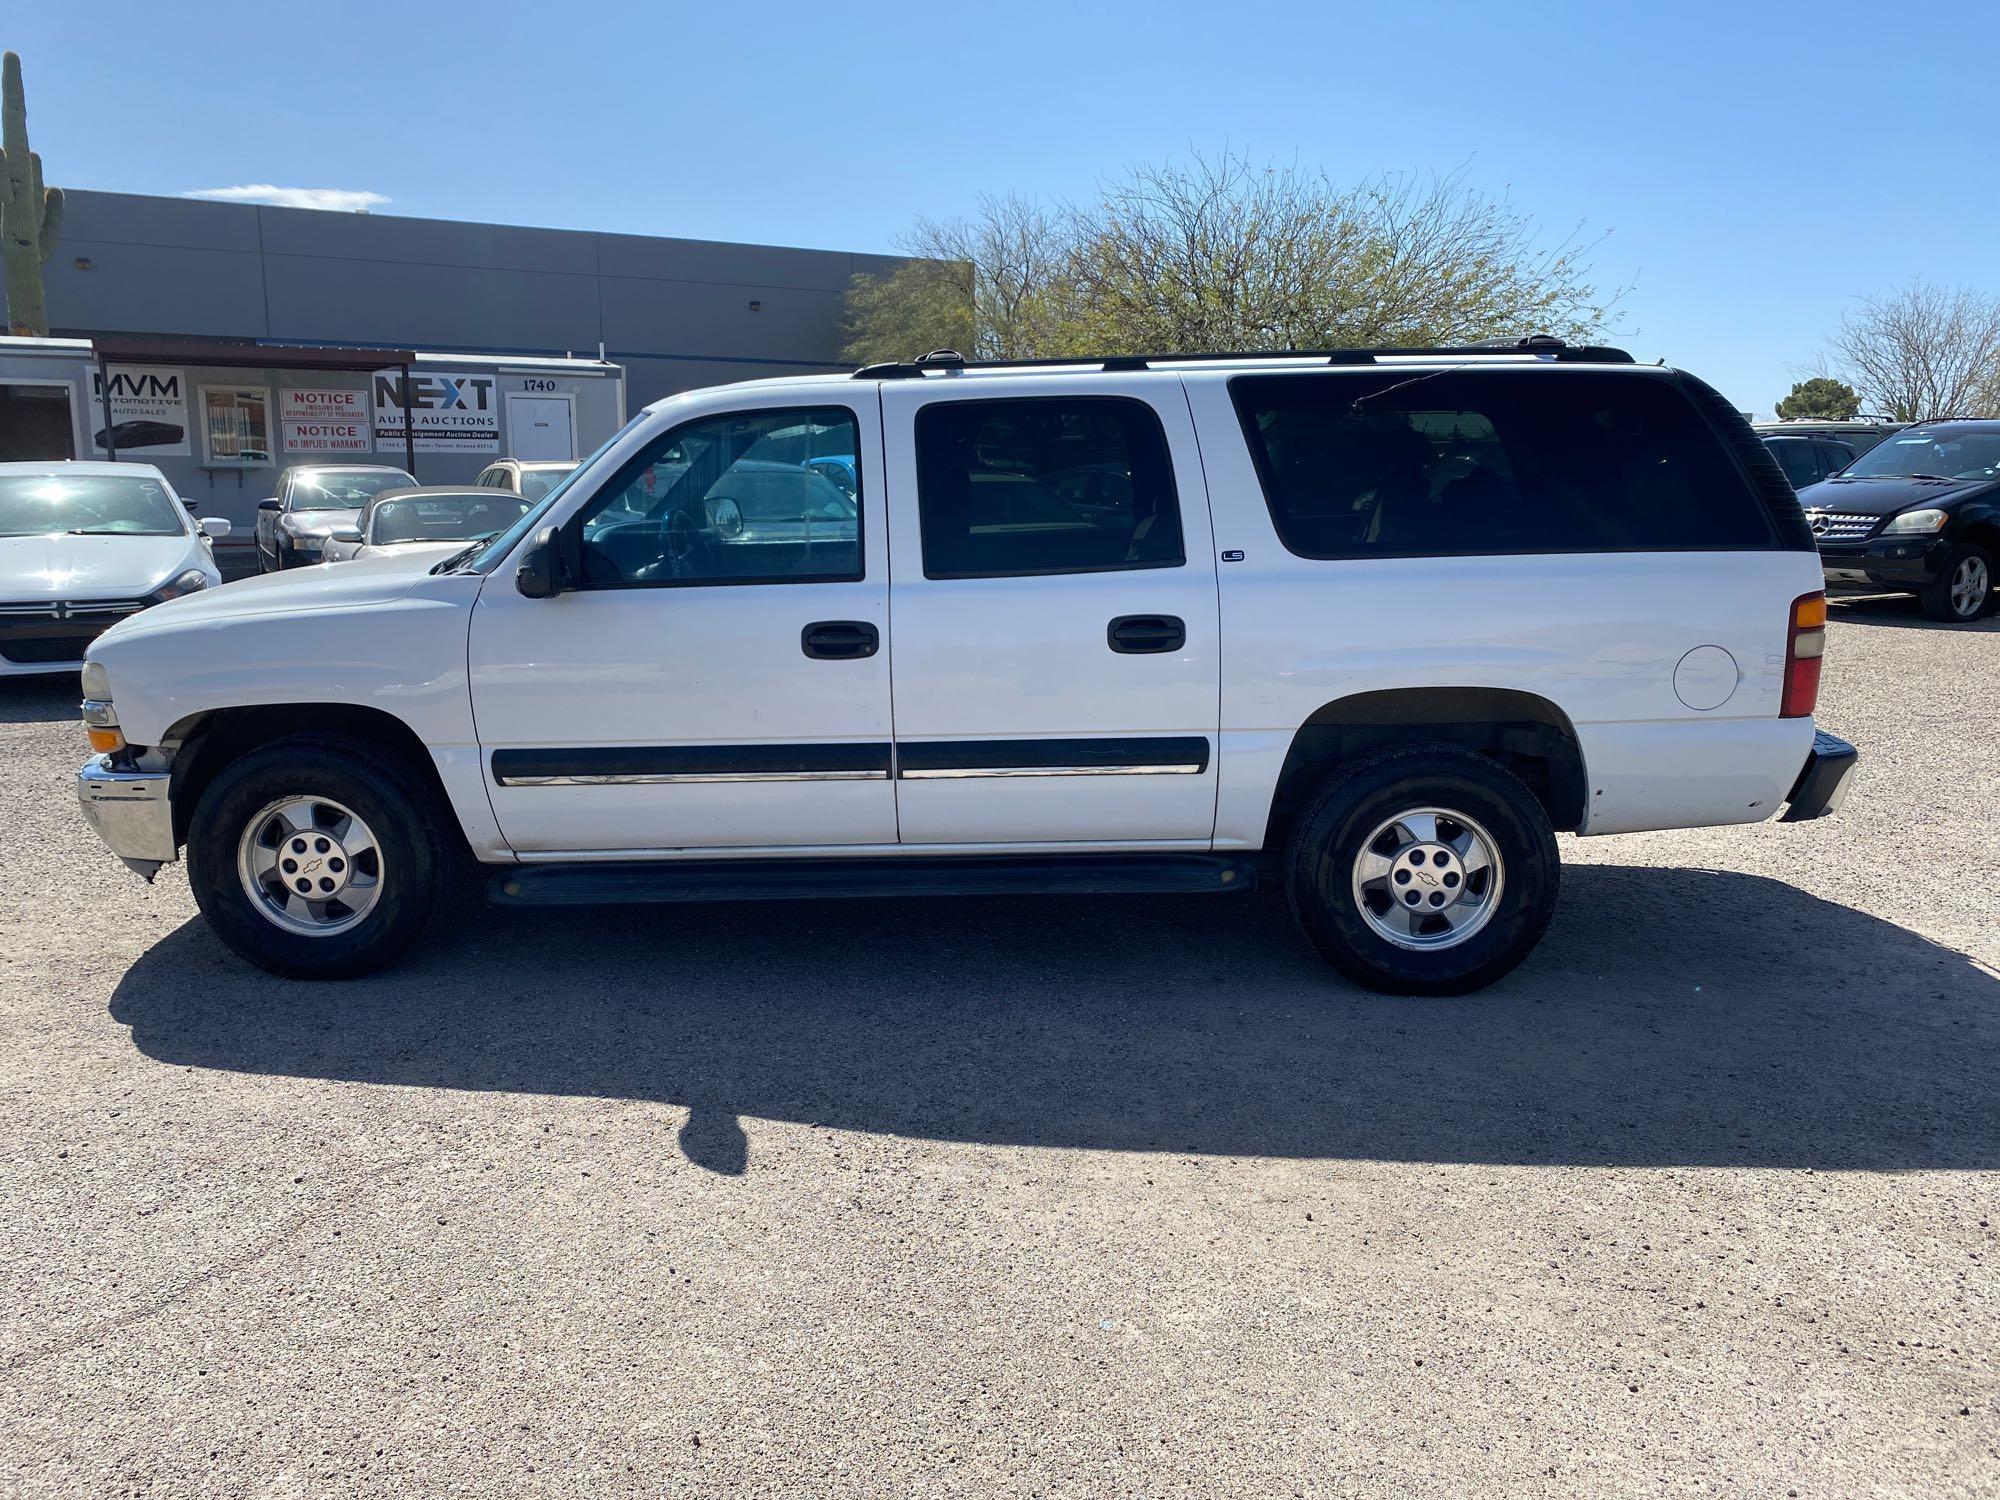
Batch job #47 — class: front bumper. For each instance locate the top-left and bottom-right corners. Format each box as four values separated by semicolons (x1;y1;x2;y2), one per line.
77;756;176;879
1817;534;1951;588
1779;729;1859;822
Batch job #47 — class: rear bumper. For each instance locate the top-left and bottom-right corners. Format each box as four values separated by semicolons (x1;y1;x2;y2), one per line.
1779;729;1858;822
77;756;176;878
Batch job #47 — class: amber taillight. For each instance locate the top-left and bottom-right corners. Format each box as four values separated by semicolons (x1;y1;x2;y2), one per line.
1781;592;1826;718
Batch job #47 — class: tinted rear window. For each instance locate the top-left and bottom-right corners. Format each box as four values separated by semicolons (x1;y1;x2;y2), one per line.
915;397;1185;578
1230;370;1775;558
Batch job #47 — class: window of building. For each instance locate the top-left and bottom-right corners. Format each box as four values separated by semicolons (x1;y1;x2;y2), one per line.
1230;370;1775;558
914;397;1185;579
199;386;273;468
575;407;861;586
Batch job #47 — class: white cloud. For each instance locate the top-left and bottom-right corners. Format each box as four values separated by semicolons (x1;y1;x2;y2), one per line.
185;184;390;213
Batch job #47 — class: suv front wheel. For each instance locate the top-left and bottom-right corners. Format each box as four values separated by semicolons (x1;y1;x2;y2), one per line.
1919;542;1993;623
1285;745;1560;996
186;735;447;978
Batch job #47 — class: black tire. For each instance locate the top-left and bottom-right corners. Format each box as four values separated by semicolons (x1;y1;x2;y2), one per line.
1918;542;1993;623
1284;745;1559;996
186;735;447;979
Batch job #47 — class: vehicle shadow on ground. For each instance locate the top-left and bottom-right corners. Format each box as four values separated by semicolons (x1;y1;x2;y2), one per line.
0;678;82;725
113;868;2000;1176
108;864;1999;1175
1829;594;2000;631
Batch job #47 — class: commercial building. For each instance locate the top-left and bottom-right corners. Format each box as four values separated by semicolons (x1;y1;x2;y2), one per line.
0;188;904;541
40;190;900;404
0;333;626;538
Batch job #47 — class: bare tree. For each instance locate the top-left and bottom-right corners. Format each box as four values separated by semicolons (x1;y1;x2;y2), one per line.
903;193;1076;360
840;153;1622;364
1829;280;2000;421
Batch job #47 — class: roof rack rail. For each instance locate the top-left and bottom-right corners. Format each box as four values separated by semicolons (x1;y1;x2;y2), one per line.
851;335;1634;379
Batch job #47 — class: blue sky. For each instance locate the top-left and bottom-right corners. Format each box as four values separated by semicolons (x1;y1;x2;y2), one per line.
10;1;1990;416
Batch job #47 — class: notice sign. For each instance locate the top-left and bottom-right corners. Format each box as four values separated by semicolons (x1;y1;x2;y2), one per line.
281;387;372;453
90;366;191;456
372;369;499;453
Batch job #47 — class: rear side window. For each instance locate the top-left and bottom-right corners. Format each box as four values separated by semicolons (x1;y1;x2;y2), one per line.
914;397;1185;578
1770;440;1819;487
1230;370;1776;558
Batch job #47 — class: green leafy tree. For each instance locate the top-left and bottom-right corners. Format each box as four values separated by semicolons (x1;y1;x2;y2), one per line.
1774;377;1862;420
0;50;65;338
841;153;1622;364
837;256;974;366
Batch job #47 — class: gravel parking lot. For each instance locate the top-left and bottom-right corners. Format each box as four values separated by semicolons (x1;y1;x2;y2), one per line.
1;596;1994;1499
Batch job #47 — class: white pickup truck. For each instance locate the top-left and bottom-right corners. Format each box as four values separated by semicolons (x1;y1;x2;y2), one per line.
75;340;1857;993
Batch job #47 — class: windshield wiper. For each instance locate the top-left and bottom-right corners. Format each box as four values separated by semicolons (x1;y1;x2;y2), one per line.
430;541;485;574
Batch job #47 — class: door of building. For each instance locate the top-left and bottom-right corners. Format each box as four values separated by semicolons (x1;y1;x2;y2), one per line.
507;394;575;461
0;383;77;461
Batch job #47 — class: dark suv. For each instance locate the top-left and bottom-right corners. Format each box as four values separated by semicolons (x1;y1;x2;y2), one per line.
1797;420;2000;623
1763;434;1856;491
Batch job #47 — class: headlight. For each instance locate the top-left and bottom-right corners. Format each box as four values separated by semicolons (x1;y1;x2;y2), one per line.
150;569;211;602
81;661;111;700
1882;508;1948;535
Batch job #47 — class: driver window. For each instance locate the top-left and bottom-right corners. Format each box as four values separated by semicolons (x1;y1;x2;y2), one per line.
575;407;862;586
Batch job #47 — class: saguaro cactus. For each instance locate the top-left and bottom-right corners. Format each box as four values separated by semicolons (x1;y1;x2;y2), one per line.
0;51;65;337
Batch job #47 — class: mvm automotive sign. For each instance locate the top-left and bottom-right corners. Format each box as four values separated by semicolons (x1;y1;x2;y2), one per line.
372;370;499;453
90;366;191;456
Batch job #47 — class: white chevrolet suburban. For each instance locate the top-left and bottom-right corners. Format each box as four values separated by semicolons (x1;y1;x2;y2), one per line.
74;339;1858;994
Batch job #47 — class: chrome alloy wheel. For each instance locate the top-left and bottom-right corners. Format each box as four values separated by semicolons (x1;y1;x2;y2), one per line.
1950;554;1990;617
236;795;384;937
1350;806;1504;951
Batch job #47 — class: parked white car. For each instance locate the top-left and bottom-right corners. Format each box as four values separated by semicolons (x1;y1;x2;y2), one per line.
73;340;1857;992
321;486;535;564
0;461;228;677
473;458;578;502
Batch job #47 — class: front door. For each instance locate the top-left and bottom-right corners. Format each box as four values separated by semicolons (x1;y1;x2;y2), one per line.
881;378;1222;845
507;394;576;461
469;397;893;854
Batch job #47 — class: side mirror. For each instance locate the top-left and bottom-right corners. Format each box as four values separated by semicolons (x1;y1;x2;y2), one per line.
199;517;232;538
257;498;282;512
515;526;566;599
328;523;363;543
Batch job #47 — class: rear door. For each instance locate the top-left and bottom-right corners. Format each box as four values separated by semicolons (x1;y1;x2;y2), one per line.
881;376;1221;845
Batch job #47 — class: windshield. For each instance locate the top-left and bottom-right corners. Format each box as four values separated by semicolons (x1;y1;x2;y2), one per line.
463;416;647;573
292;470;416;509
0;473;187;538
519;466;576;502
1840;429;2000;481
369;492;533;545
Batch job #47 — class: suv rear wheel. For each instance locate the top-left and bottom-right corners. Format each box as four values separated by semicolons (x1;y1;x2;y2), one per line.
1285;745;1559;995
1919;542;1993;623
187;735;446;978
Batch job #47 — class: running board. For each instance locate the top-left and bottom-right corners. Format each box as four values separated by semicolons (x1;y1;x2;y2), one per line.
488;853;1258;908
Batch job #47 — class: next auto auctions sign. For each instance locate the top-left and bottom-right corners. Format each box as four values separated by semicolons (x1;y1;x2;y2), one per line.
280;387;372;453
372;370;499;453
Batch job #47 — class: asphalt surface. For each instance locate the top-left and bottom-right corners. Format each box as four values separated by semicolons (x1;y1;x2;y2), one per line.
1;593;1994;1498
